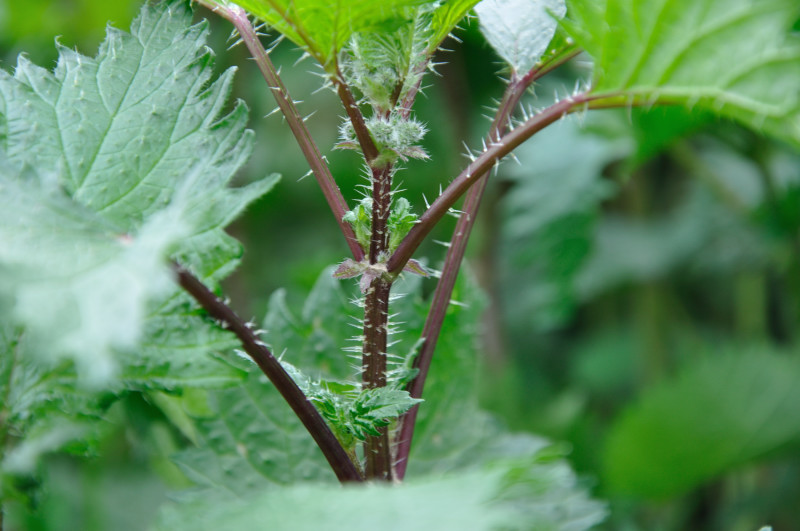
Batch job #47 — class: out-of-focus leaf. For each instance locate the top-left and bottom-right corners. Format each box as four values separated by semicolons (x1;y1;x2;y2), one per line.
261;267;360;380
498;115;629;331
164;268;604;528
576;186;769;297
390;272;605;528
172;366;333;494
0;0;277;383
0;324;113;503
564;0;800;146
604;349;800;498
156;463;605;531
475;0;567;74
630;106;713;164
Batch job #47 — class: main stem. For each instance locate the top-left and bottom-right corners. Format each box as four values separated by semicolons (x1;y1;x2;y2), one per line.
362;164;394;480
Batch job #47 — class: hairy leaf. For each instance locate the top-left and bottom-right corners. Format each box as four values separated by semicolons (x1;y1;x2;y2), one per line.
172;366;333;494
391;273;605;527
0;0;277;383
429;0;481;52
157;464;604;530
564;0;800;145
230;0;435;70
0;324;114;503
475;0;567;74
163;271;604;527
604;348;800;498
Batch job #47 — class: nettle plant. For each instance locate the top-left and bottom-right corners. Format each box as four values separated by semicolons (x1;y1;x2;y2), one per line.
1;0;799;527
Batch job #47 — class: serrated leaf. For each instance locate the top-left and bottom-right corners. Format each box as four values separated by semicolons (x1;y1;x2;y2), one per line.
172;366;333;493
604;349;800;498
564;0;800;145
0;0;277;383
475;0;567;74
429;0;481;52
0;323;113;502
157;463;605;530
230;0;435;70
164;268;603;527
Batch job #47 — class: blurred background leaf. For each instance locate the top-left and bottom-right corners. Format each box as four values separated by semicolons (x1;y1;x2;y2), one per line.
3;1;800;530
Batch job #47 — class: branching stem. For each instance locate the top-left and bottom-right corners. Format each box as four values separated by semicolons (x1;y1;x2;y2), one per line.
173;264;363;483
334;73;381;164
394;53;581;478
199;2;364;261
387;93;591;275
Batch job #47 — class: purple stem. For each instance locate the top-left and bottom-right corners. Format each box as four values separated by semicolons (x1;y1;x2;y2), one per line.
387;93;589;276
174;264;363;482
201;2;364;261
394;53;583;478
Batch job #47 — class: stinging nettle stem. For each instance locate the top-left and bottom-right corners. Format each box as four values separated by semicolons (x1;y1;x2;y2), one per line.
395;56;585;478
387;93;591;276
173;264;363;483
201;1;364;261
361;163;395;481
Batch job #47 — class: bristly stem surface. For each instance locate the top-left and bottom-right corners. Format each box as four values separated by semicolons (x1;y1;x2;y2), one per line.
361;162;395;480
202;2;364;261
362;278;393;480
329;44;396;480
387;93;591;276
394;53;582;478
173;264;364;483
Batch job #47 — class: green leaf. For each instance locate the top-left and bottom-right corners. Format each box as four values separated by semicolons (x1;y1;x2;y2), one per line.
564;0;800;145
231;0;436;70
604;348;800;498
475;0;567;74
575;183;769;297
499;114;626;331
172;366;333;494
164;268;603;528
0;0;277;383
0;324;115;504
262;267;361;380
157;464;605;530
390;273;604;527
429;0;481;52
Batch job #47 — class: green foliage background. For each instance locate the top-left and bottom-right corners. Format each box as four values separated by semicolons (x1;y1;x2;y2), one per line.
1;0;800;530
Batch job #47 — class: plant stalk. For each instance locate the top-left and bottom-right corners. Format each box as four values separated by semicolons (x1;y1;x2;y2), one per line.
173;264;363;483
202;2;364;261
394;56;582;478
361;163;395;480
335;74;381;164
388;93;590;275
362;278;393;480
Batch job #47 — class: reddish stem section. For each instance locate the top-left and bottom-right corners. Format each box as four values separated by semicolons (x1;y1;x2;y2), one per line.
174;264;363;483
361;162;394;480
209;4;363;261
394;60;585;478
387;94;589;275
362;278;393;480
